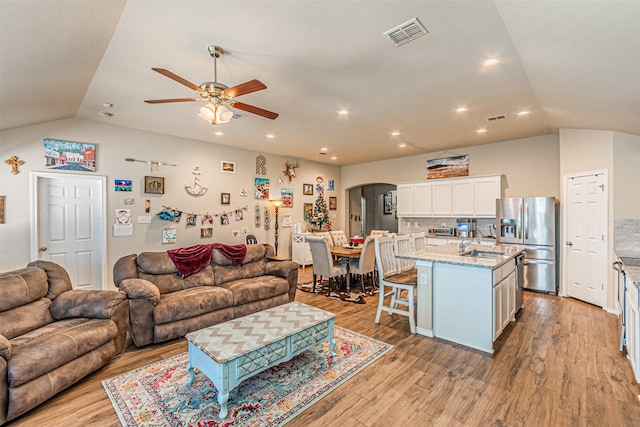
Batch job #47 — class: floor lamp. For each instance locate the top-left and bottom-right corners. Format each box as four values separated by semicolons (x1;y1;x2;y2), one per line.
269;199;284;255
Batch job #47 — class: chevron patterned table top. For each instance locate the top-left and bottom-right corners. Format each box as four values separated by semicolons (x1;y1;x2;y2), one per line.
186;302;335;363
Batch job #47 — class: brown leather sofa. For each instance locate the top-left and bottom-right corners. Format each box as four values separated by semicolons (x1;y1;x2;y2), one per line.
112;243;298;347
0;260;129;425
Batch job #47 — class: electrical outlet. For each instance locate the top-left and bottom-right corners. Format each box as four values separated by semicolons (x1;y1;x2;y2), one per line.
406;222;411;227
414;222;419;227
420;274;428;285
441;223;446;227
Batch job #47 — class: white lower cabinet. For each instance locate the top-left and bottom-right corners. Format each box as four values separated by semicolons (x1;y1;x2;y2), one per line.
626;287;640;382
493;260;517;340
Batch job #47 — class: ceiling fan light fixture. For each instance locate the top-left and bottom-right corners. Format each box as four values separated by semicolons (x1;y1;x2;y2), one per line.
199;102;233;125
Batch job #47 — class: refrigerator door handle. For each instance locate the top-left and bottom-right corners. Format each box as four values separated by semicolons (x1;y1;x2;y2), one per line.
523;202;528;240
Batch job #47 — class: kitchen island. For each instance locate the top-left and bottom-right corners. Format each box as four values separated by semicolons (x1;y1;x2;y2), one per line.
398;243;524;354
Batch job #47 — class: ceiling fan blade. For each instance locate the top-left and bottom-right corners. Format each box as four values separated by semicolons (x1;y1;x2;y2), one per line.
151;68;206;95
223;79;267;98
144;98;200;104
231;101;279;120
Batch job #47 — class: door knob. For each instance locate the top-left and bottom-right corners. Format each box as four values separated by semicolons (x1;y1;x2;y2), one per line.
565;241;573;246
39;246;47;252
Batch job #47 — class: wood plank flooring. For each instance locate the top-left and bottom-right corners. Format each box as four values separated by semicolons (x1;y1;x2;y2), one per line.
7;268;640;426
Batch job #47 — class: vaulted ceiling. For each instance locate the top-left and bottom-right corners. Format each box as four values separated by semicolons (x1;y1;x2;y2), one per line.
1;1;638;165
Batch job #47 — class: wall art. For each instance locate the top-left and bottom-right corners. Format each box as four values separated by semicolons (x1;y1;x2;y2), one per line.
426;154;469;180
221;160;235;174
44;138;96;171
221;193;231;205
303;203;313;221
254;177;270;199
383;192;393;214
201;227;213;238
115;179;132;191
303;183;313;195
282;214;293;228
0;196;4;224
144;176;164;194
281;188;293;208
328;179;335;191
329;196;337;210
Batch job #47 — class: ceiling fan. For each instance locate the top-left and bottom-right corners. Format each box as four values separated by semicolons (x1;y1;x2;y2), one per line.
144;45;278;124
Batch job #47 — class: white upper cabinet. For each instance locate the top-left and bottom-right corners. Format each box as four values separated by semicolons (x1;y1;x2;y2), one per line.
452;178;475;216
432;181;452;215
397;175;502;218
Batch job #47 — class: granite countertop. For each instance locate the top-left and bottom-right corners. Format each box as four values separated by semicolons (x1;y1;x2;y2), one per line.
617;250;640;285
398;243;524;270
425;234;498;242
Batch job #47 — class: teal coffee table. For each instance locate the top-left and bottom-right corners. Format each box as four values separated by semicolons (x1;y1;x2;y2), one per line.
185;301;336;419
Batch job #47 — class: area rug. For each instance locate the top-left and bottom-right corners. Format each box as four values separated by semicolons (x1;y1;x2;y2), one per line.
297;278;379;304
103;326;392;427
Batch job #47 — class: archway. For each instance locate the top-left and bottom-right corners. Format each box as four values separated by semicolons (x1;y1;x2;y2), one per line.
348;183;398;237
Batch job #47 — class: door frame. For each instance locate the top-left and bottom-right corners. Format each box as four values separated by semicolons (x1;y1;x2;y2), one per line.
30;171;108;289
560;168;609;309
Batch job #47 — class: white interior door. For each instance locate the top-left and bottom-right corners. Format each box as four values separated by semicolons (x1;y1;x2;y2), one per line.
32;173;106;290
564;171;607;307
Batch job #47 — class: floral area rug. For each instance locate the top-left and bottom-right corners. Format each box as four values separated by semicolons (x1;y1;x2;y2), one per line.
103;326;392;427
297;277;379;304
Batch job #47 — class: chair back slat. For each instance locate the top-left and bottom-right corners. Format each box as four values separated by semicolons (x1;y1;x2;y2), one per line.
394;234;416;272
412;232;428;252
374;236;400;279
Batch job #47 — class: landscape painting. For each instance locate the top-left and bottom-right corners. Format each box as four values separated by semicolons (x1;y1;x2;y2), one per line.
426;154;469;179
44;138;96;171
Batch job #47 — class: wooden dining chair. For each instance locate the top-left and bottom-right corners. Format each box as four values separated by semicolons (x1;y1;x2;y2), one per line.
394;234;416;273
412;232;428;252
306;235;347;297
374;236;417;333
350;236;376;293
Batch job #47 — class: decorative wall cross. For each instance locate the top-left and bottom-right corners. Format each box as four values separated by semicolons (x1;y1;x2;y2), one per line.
4;155;25;175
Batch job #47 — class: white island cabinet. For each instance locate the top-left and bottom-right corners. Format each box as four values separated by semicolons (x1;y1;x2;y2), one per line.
403;244;520;354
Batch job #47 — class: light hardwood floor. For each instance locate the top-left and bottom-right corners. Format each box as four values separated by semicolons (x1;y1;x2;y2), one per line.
8;268;640;426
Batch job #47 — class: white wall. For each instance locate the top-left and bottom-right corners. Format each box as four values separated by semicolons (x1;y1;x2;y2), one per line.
0;118;340;286
341;134;560;199
613;132;640;219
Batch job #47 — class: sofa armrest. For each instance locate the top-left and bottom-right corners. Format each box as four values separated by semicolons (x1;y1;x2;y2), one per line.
119;278;161;305
50;289;127;320
0;334;10;359
265;260;299;302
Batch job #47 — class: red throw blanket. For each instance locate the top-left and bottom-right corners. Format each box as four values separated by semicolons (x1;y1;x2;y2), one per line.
211;243;247;266
167;244;213;278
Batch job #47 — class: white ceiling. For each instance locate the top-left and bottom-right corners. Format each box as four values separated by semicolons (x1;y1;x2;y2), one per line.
1;1;639;166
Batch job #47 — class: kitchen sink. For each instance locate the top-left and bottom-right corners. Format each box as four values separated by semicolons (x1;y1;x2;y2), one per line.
621;256;640;267
461;249;505;259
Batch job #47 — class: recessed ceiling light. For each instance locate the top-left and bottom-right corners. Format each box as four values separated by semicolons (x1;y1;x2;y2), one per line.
266;134;275;139
330;156;337;160
97;111;113;117
102;102;113;108
476;128;487;134
517;111;530;116
391;131;400;136
338;110;349;116
320;147;328;152
456;107;468;113
398;143;407;148
482;57;501;66
214;131;223;136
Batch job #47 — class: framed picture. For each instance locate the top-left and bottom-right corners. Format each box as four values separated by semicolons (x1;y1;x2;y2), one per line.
144;176;164;194
221;192;231;204
329;196;337;210
282;214;293;228
303;183;313;195
426;154;469;180
303;203;313;221
328;179;335;191
0;195;6;224
221;161;235;174
254;177;270;199
383;192;393;214
44;138;96;172
115;179;133;192
281;188;293;208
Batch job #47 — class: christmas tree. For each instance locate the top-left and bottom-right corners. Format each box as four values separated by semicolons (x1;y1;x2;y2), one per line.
309;178;332;231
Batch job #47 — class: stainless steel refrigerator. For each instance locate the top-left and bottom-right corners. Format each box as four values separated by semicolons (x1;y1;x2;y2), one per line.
496;197;558;294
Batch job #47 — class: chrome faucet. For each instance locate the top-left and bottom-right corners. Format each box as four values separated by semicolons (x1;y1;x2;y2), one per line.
459;240;472;254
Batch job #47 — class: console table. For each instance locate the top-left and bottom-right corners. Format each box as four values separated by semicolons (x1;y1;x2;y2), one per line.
185;302;336;419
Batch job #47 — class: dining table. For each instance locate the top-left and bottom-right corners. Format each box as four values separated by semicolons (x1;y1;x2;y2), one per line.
330;245;362;294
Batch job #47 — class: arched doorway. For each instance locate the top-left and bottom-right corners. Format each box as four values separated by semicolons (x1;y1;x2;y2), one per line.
348;183;398;237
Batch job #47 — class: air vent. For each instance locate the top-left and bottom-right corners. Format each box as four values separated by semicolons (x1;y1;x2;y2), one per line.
486;114;508;122
383;18;428;47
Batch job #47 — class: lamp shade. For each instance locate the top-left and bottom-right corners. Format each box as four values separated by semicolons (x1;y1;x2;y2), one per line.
199;102;233;125
269;199;284;208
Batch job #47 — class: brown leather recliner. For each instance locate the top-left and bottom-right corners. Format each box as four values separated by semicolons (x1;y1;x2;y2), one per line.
0;261;129;425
